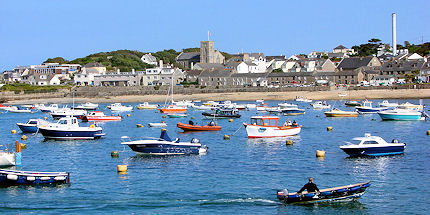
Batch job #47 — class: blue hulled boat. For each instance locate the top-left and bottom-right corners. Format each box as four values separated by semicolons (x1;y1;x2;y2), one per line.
340;133;405;156
16;119;48;133
277;181;370;204
355;100;388;114
121;129;208;155
0;169;69;186
282;107;306;116
38;116;105;140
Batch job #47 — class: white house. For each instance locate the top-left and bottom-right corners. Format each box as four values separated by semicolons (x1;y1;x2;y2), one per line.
370;75;395;86
141;53;157;65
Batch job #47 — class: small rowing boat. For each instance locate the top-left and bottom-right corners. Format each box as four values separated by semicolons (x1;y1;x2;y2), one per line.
177;122;221;131
324;109;358;117
277;181;371;204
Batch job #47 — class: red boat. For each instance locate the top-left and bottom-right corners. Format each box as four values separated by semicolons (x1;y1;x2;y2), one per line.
177;122;221;131
81;111;122;122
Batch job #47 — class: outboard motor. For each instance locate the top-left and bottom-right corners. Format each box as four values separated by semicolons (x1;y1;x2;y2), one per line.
191;138;200;143
391;139;399;143
277;189;288;200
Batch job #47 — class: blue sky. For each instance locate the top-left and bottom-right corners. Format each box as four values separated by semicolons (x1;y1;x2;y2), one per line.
1;0;429;71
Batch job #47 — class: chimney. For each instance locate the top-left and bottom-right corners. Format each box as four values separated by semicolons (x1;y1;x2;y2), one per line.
191;62;194;70
132;69;135;74
392;13;397;56
117;69;120;74
159;60;163;68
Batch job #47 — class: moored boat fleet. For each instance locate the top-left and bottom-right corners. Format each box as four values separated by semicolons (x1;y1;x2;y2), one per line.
0;97;427;205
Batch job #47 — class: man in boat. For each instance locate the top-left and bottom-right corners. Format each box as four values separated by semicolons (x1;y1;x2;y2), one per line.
297;177;319;194
208;120;216;126
189;120;194;125
292;120;298;127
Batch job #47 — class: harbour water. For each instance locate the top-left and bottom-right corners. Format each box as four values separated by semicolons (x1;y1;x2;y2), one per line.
0;99;429;214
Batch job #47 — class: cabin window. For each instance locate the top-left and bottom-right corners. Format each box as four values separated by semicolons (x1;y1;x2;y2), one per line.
59;120;67;124
29;121;37;124
363;141;379;144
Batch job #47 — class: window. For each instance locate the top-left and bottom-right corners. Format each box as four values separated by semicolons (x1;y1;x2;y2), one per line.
363;141;379;144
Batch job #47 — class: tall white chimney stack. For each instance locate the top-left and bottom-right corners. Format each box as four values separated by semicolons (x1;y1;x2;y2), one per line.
392;13;397;56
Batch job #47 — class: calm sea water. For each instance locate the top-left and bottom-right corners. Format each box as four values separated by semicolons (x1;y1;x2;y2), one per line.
0;99;429;214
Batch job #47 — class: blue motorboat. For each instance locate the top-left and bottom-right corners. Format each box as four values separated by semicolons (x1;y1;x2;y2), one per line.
355;100;388;114
16;119;48;133
282;107;306;115
121;129;208;155
378;108;426;121
0;169;69;186
277;181;370;204
340;133;405;156
38;116;105;140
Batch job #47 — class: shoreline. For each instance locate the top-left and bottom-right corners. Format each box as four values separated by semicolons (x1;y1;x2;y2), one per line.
4;89;430;104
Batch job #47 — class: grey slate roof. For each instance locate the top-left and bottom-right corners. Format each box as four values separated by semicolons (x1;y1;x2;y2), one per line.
337;57;373;70
199;70;232;77
176;52;200;61
230;73;268;78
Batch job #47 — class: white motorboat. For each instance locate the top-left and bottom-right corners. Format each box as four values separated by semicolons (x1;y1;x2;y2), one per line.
378;108;426;121
245;104;257;109
311;101;331;109
278;102;298;109
398;102;423;111
51;108;87;119
38;116;105;140
148;122;167;127
110;103;133;112
74;102;99;110
378;100;399;108
192;104;215;111
243;116;301;138
136;102;158;110
39;104;59;113
0;142;22;166
172;100;194;107
340;133;405;156
8;106;32;113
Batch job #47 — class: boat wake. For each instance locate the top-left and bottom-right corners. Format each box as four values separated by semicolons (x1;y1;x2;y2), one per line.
197;197;279;206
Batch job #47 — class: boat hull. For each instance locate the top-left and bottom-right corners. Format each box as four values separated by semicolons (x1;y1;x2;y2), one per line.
159;108;187;113
0;153;16;166
177;123;221;131
0;169;69;186
378;112;422;121
202;112;241;119
16;123;38;133
282;110;306;115
244;124;301;138
340;145;405;156
125;143;206;155
81;116;121;122
324;112;358;117
356;107;387;114
38;128;105;140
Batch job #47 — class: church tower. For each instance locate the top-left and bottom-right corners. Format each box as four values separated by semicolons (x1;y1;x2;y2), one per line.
200;41;215;63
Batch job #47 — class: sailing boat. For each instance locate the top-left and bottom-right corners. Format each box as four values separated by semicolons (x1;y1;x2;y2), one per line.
158;74;187;113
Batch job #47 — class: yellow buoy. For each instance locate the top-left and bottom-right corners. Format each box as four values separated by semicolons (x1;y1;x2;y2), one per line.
30;111;34;114
427;130;430;135
11;130;16;134
162;115;167;118
316;150;326;158
286;140;294;145
21;135;27;140
127;114;131;117
90;124;95;128
191;117;195;119
136;124;144;128
44;117;48;120
228;119;233;122
111;151;119;157
117;165;127;173
20;143;27;149
223;134;230;140
327;126;333;131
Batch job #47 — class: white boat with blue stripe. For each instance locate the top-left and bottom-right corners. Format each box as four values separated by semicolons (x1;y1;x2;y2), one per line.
121;129;208;155
340;133;405;157
38;116;105;140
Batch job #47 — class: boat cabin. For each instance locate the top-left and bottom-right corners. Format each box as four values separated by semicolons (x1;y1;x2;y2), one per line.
361;100;372;108
215;109;238;115
250;116;279;127
88;111;104;116
55;117;80;127
350;133;389;145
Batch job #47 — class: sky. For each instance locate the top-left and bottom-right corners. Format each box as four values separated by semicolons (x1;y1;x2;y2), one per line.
1;0;429;71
